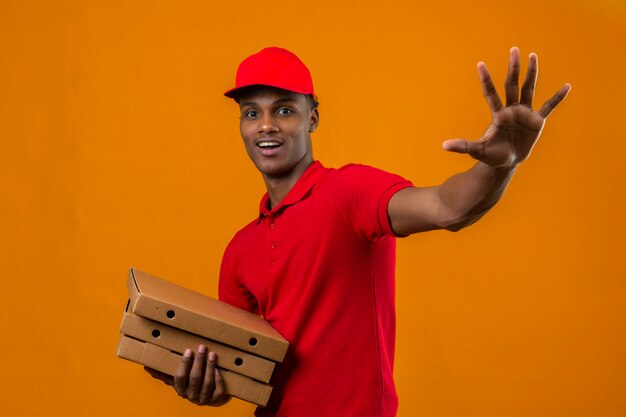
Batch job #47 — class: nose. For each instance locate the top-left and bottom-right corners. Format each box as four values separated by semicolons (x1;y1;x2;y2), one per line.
259;113;279;134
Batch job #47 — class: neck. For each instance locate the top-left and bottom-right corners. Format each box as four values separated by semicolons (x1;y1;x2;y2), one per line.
263;157;314;209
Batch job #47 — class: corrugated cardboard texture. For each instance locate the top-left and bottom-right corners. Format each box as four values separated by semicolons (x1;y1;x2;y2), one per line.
127;268;288;362
120;312;275;382
117;335;273;407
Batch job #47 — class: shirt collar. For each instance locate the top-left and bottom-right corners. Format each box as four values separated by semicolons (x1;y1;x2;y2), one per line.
259;160;325;218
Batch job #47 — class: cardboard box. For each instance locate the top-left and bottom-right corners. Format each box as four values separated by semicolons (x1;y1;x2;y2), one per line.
120;311;275;383
117;335;273;407
127;268;288;362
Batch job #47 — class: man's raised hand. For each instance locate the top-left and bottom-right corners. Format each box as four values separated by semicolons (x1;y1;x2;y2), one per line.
442;47;571;168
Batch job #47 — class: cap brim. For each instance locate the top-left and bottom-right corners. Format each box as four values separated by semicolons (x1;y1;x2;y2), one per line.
224;83;313;100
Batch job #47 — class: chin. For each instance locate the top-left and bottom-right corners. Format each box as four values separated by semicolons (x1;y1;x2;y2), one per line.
251;153;311;179
260;167;291;179
253;160;288;177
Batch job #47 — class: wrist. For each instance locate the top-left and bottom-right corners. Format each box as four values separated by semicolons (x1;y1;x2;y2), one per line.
477;161;517;179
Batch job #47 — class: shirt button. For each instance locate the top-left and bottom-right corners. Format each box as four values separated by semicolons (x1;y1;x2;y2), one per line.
271;242;277;249
270;223;276;230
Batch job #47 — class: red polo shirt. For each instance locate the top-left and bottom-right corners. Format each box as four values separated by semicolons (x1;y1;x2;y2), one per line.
219;161;413;417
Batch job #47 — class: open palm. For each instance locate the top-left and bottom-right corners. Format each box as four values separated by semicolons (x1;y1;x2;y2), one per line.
443;48;571;168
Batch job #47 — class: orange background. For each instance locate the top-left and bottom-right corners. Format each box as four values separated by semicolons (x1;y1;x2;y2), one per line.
1;1;624;416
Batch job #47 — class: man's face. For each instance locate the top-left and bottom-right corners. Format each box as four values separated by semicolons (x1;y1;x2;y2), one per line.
238;87;319;180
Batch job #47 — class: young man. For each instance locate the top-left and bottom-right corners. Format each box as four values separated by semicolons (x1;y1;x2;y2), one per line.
147;47;571;416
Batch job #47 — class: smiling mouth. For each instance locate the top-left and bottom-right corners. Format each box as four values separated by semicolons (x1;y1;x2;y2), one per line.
257;141;283;150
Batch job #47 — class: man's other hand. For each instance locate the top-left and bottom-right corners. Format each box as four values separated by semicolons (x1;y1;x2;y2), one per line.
144;344;231;407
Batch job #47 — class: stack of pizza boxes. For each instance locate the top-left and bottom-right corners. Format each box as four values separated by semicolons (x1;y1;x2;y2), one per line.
116;268;288;407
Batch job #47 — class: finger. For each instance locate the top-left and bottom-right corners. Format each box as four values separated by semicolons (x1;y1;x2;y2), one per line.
538;83;572;118
520;52;538;106
174;349;193;396
186;345;207;402
144;366;174;386
477;61;503;113
199;352;217;404
505;47;521;106
211;367;227;403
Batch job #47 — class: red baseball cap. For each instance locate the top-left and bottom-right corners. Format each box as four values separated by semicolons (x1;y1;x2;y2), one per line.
224;47;315;100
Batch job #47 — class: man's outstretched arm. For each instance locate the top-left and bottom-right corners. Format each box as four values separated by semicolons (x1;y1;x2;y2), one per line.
389;47;571;235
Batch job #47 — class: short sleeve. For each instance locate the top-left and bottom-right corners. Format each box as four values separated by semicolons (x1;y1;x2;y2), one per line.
218;237;260;315
331;164;413;240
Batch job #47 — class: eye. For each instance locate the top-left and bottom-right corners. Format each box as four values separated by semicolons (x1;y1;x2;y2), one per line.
243;110;258;119
277;107;294;116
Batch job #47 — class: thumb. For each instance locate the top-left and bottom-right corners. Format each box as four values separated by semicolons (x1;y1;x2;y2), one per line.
144;366;175;386
442;138;475;154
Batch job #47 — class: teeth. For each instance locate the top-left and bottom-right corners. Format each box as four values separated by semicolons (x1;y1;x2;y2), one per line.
258;141;281;148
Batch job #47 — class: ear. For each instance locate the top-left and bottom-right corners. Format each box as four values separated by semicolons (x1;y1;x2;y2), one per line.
308;108;320;132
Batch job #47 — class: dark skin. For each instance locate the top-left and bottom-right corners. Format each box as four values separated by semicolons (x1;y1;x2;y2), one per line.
145;345;230;406
388;47;571;234
237;87;319;208
146;47;570;406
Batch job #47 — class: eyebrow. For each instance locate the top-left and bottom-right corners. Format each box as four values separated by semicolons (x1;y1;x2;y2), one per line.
240;97;297;108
